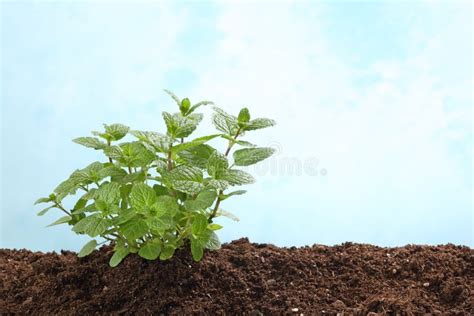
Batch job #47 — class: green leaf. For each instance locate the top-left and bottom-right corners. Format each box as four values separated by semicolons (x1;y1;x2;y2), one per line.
105;142;155;167
138;239;162;260
164;89;181;106
243;118;276;131
168;165;204;194
187;100;214;115
54;178;79;195
153;195;179;216
178;144;216;169
207;179;230;191
217;209;240;221
233;147;275;166
192;214;209;236
70;162;105;184
173;181;204;195
208;223;223;231
206;231;221;250
104;123;129;141
109;246;130;267
220;135;256;147
129;183;156;211
238;107;250;124
120;218;149;241
73;198;88;211
191;239;204;261
220;190;247;201
98;165;127;179
207;151;228;178
78;240;98;258
73;137;107;150
96;182;121;204
212;107;239;135
171;134;220;154
47;215;72;227
184;190;217;211
37;205;54;216
221;169;255;185
163;112;199;139
180;97;191;115
159;244;176;260
34;197;52;205
72;214;110;237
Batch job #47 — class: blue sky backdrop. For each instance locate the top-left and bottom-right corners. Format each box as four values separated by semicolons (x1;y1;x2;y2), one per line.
1;1;472;251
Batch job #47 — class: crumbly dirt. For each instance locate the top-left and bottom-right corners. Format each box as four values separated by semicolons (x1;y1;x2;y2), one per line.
1;238;472;315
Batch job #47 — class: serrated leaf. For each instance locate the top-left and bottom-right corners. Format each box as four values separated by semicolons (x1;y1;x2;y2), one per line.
54;178;79;195
95;182;121;204
233;147;275;166
72;214;110;237
206;231;221;250
184;190;217;211
104;123;129;141
220;190;247;201
207;151;229;178
169;165;203;182
47;215;72;227
73;137;107;150
173;181;204;195
109;246;130;267
98;165;127;179
178;144;216;169
104;145;123;160
222;169;255;185
243;118;276;131
121;218;148;241
168;165;204;194
130;183;156;211
138;239;162;260
130;130;170;152
152;195;179;216
207;179;230;191
212;107;239;135
78;240;97;258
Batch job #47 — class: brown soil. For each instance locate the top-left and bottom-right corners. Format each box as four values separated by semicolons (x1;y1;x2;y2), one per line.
1;238;472;315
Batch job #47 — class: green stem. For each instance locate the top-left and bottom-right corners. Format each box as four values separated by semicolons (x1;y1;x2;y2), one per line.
55;202;71;216
208;127;242;222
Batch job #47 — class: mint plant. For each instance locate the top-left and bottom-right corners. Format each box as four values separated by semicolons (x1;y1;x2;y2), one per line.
35;90;275;266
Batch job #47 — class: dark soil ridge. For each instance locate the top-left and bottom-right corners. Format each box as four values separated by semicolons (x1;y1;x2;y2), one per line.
1;238;472;315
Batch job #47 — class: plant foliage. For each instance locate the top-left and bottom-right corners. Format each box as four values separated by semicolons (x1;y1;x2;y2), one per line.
36;91;276;266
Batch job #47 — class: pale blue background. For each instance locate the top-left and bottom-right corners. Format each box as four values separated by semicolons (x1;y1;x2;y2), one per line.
1;1;472;251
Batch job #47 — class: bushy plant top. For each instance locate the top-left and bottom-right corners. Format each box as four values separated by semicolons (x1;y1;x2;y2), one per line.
35;90;275;266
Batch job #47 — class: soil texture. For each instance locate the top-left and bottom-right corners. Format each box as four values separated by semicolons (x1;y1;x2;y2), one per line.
1;238;472;314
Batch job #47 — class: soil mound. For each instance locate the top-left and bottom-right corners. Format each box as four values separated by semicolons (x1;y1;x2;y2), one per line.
1;238;472;314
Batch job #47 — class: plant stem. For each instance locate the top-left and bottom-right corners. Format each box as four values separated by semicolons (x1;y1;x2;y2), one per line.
107;140;113;163
167;144;173;171
208;127;241;222
55;202;71;216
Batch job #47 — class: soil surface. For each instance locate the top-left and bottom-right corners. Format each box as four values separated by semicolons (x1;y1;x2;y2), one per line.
1;238;472;315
